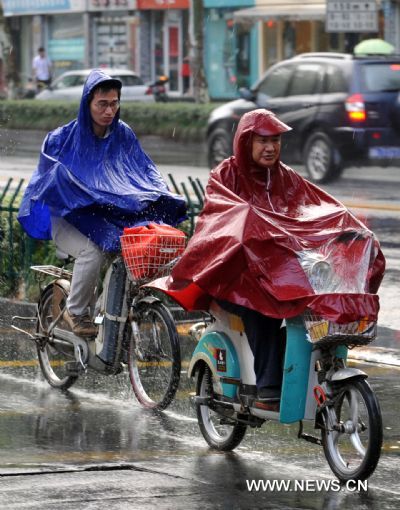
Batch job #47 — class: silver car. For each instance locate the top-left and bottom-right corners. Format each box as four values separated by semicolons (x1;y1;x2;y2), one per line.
35;68;154;103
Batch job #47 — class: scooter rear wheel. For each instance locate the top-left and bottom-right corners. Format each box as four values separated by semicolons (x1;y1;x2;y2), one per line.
321;378;382;481
196;365;247;451
36;285;79;390
127;302;181;410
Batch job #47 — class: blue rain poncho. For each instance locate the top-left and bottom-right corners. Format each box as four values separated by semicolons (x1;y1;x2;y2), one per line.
18;69;187;251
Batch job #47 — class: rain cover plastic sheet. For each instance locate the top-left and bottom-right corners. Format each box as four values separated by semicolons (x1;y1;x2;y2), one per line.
17;69;186;252
149;156;385;323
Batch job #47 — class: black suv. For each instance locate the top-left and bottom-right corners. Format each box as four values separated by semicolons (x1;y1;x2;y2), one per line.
207;52;400;183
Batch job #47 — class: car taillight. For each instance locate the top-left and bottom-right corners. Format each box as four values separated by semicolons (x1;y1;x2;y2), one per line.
346;93;366;122
145;86;152;95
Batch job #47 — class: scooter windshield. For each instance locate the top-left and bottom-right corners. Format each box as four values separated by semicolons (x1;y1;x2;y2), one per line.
298;231;374;294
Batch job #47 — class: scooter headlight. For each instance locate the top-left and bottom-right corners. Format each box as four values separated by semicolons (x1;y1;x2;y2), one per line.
310;260;333;293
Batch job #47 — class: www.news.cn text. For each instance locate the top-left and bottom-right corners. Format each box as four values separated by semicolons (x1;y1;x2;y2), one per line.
246;479;368;492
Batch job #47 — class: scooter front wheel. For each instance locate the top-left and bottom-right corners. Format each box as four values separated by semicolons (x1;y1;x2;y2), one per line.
321;378;382;481
196;365;247;451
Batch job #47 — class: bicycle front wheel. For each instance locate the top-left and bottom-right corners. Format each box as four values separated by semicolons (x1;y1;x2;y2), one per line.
127;302;181;410
36;285;78;390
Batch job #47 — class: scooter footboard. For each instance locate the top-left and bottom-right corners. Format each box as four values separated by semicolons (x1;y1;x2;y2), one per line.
188;331;240;399
280;317;314;423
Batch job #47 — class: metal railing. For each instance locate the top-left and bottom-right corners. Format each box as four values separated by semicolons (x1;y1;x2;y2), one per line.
167;173;205;236
0;175;206;298
0;177;52;298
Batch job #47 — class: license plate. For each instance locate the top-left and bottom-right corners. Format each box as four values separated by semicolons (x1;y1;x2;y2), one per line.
369;146;400;159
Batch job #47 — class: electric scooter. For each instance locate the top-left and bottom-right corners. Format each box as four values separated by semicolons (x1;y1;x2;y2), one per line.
188;231;383;482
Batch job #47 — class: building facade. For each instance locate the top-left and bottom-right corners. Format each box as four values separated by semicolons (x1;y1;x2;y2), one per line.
203;0;259;99
137;0;190;94
1;0;191;94
1;0;400;99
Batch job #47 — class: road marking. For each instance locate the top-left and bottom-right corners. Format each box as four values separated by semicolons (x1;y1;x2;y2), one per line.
0;360;38;367
344;201;400;212
0;359;190;369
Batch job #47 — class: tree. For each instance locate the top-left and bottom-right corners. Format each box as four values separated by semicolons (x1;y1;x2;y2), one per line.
188;0;209;103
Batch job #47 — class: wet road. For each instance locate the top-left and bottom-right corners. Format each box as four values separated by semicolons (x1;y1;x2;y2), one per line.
0;358;399;509
1;157;400;507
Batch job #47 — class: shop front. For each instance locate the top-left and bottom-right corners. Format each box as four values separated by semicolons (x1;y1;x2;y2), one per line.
233;1;388;76
204;0;258;100
2;0;139;84
89;0;138;71
2;0;87;78
137;0;190;94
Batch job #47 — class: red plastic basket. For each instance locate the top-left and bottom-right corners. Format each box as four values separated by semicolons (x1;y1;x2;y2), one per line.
120;226;186;281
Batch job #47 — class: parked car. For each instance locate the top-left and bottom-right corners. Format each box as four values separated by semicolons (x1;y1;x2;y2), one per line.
35;68;155;103
207;52;400;183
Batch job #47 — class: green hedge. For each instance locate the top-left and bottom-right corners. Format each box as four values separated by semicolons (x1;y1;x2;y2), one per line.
0;100;220;141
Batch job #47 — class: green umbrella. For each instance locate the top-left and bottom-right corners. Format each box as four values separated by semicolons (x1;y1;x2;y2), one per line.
354;38;395;56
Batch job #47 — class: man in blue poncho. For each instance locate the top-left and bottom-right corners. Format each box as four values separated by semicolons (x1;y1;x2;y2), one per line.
18;69;186;336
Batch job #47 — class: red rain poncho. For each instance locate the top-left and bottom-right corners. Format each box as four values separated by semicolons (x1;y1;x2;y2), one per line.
150;110;385;323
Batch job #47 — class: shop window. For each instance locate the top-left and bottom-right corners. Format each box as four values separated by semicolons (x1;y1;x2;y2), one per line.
95;18;129;69
236;25;251;88
168;26;179;91
154;11;164;78
48;14;84;75
283;22;296;59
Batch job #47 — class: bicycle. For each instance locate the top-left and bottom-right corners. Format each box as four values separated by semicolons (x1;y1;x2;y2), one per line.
12;226;186;410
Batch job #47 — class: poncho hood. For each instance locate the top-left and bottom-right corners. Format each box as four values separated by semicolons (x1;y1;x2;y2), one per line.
148;110;385;323
18;68;186;251
233;108;292;170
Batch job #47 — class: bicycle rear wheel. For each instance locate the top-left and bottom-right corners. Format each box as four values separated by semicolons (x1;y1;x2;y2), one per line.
36;285;78;390
127;301;181;410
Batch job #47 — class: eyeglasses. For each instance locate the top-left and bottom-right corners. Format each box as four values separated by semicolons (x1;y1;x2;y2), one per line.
93;100;120;112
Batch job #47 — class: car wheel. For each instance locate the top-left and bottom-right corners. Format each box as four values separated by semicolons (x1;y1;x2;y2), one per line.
208;128;233;169
304;132;343;184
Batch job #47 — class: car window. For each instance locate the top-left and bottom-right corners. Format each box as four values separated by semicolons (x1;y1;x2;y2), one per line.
117;75;144;86
75;76;87;86
54;75;80;89
361;63;400;92
323;64;348;93
286;64;323;96
257;64;294;99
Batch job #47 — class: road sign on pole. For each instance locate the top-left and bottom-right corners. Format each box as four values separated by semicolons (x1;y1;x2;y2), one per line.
326;1;378;33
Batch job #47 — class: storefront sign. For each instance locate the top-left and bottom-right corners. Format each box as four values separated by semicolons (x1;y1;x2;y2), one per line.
326;0;378;32
89;0;136;11
204;0;254;7
3;0;85;15
137;0;189;9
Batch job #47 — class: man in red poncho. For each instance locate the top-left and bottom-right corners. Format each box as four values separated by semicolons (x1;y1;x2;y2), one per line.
151;109;385;401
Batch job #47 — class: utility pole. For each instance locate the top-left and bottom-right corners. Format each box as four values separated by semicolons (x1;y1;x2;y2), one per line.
188;0;209;103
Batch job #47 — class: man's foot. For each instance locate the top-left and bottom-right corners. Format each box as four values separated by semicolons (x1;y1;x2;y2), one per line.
257;386;281;402
63;309;97;337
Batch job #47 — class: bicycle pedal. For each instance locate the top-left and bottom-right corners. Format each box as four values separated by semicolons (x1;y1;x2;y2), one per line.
110;363;124;375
